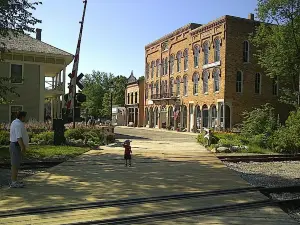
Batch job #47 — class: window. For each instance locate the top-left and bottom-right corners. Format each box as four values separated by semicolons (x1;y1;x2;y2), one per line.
127;93;130;104
202;70;209;93
160;81;165;94
214;38;221;62
131;93;134;104
155;81;159;95
165;57;168;75
272;76;278;96
145;86;148;99
203;42;209;65
243;41;249;62
10;105;23;122
236;71;243;93
10;64;23;84
156;59;160;77
213;68;220;92
162;58;165;76
170;55;174;74
146;63;149;79
150;82;154;97
255;73;261;94
151;61;155;78
211;105;217;127
135;92;138;103
183;76;188;96
176;51;182;72
184;49;188;71
194;45;199;68
170;78;174;95
193;72;199;95
176;77;180;96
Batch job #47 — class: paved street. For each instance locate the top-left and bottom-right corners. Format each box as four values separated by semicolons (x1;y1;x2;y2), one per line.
0;127;297;224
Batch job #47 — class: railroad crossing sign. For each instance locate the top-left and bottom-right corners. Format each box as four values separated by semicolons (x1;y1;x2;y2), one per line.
68;73;85;90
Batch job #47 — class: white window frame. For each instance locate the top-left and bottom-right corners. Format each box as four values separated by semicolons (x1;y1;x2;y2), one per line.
255;73;262;94
170;55;174;74
236;71;243;93
214;38;221;62
203;42;209;65
176;52;181;72
213;69;220;93
203;71;209;94
9;105;23;122
176;78;180;96
194;46;199;68
184;49;189;71
193;74;199;95
9;63;24;84
183;76;188;96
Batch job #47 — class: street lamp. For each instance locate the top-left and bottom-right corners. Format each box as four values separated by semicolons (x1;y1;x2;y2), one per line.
109;82;114;124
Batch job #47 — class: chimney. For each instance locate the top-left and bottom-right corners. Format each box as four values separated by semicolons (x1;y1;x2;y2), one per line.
248;13;254;20
36;28;42;41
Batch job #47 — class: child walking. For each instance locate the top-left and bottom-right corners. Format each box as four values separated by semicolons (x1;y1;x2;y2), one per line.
123;140;132;167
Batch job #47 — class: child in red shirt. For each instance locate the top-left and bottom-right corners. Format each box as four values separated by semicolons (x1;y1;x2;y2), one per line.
123;140;132;167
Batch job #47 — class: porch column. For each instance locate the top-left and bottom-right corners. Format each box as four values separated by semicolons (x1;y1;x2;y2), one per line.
187;106;190;132
62;68;66;108
39;65;45;122
180;106;184;129
133;108;136;127
166;108;170;127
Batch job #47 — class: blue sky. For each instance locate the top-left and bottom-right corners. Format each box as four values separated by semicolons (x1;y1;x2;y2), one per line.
33;0;258;79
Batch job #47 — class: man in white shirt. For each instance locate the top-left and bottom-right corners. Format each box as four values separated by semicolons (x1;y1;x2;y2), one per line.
9;111;29;188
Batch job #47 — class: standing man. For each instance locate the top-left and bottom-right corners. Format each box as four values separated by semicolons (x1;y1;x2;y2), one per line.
9;111;29;188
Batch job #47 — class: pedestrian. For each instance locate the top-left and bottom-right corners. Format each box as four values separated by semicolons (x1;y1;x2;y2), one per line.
123;140;132;167
9;111;29;188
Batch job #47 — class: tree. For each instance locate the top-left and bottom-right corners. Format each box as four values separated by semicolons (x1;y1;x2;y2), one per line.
0;0;42;103
82;71;127;118
251;0;300;108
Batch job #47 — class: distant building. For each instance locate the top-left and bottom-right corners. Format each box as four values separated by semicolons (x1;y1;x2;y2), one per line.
124;71;145;127
144;13;289;132
112;105;126;126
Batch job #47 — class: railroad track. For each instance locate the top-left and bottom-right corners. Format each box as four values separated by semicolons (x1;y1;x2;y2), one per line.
218;154;300;163
1;185;300;221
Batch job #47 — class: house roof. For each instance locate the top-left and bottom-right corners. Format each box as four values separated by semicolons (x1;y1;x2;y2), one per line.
0;32;73;57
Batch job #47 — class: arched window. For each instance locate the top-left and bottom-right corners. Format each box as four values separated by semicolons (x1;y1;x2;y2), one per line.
203;41;209;65
127;93;130;104
211;105;217;128
192;72;199;95
150;82;154;97
176;51;182;72
155;80;159;95
255;72;261;94
162;58;165;76
214;38;221;62
213;68;220;92
202;70;209;94
146;63;150;79
170;78;174;95
131;92;134;104
160;80;164;94
164;80;168;94
135;92;138;103
165;57;168;75
170;55;174;74
151;61;155;78
236;71;243;93
176;77;180;96
243;41;249;62
156;59;160;77
194;45;199;68
183;48;188;71
183;76;188;96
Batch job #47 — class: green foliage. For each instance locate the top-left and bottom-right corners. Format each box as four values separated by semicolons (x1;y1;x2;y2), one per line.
31;132;54;145
251;0;300;107
82;71;127;117
271;109;300;154
241;104;278;137
0;130;9;145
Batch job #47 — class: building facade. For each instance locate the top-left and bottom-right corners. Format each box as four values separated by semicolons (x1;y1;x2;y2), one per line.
144;13;284;132
125;71;145;127
0;29;73;123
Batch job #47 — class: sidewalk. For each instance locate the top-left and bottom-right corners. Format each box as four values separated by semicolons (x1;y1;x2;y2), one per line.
0;130;297;224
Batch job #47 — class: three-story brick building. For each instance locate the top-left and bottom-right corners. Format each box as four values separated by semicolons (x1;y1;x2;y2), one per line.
144;13;284;132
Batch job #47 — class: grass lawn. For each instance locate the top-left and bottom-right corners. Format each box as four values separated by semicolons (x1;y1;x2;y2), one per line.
0;145;90;162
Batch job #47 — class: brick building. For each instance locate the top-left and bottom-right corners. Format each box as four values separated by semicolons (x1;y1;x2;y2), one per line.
125;71;145;127
144;13;285;132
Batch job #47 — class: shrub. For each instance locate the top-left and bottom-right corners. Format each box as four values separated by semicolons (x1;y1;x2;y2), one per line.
0;130;9;145
31;132;54;145
65;128;85;140
241;103;278;137
271;109;300;154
